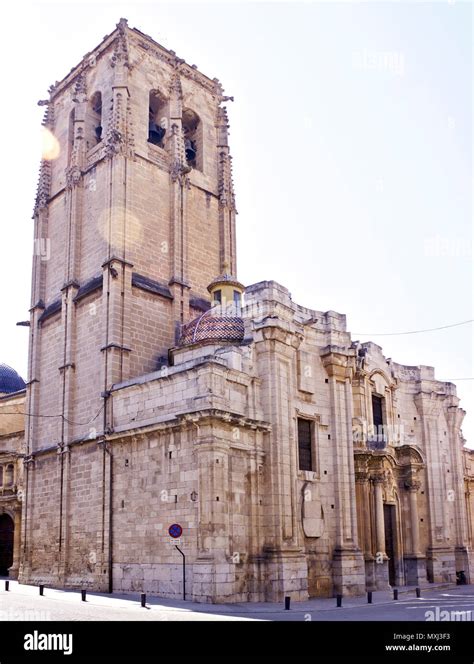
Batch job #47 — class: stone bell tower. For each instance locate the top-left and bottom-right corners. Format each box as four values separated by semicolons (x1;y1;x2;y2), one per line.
21;19;237;584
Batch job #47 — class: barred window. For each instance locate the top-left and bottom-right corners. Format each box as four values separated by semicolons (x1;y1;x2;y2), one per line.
298;418;313;472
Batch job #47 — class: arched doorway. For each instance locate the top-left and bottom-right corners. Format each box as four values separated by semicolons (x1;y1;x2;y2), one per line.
0;513;14;575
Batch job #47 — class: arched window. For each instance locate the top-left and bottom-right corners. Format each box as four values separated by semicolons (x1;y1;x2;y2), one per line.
86;91;102;150
182;108;202;171
148;90;168;148
5;464;14;487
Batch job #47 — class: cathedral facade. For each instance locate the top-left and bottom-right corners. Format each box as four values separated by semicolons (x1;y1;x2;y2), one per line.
2;19;473;602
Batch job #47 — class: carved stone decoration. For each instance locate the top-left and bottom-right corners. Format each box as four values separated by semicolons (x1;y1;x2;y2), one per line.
111;18;130;69
169;122;187;183
101;63;135;160
169;73;183;108
216;105;230;147
354;451;371;478
104;93;124;158
394;444;424;468
167;75;186;182
38;99;55;130
405;479;421;492
65;165;82;189
216;106;236;210
383;469;397;502
33;101;55;215
125;96;135;154
34;161;52;216
72;71;87;104
372;472;385;485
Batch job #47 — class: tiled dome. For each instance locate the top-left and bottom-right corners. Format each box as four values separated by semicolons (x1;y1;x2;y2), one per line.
0;363;26;394
179;310;244;346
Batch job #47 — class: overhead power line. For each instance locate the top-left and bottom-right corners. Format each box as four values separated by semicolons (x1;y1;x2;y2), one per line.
439;377;474;382
0;405;104;426
354;319;473;337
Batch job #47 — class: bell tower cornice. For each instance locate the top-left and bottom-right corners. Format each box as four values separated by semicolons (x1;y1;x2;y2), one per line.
45;18;225;104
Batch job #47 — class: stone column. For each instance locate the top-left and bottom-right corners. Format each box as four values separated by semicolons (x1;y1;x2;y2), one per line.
354;461;374;590
446;399;472;583
371;473;390;589
251;313;309;602
404;479;427;585
192;425;235;603
374;476;386;556
415;392;456;583
321;346;366;596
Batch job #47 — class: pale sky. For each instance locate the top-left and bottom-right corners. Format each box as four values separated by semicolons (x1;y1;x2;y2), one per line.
0;1;472;446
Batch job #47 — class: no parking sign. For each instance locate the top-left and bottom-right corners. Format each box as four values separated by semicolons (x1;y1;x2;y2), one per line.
168;523;182;544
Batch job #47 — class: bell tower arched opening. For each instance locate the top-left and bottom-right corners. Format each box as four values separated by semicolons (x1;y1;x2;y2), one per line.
87;91;103;149
148;90;168;147
182;108;202;171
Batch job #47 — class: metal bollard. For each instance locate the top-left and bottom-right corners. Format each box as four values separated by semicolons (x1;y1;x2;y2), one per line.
336;594;342;607
5;581;9;591
284;596;291;610
141;592;146;608
81;589;87;602
393;589;398;600
367;591;372;604
39;585;44;596
416;587;421;598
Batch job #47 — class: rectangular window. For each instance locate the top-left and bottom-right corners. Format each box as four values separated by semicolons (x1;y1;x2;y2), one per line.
233;290;241;315
372;394;384;429
298;418;313;471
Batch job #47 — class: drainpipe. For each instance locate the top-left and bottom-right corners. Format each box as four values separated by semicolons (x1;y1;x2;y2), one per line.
104;441;113;594
100;390;113;594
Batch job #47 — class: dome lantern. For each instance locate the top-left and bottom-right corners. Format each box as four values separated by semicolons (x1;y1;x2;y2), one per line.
207;261;245;315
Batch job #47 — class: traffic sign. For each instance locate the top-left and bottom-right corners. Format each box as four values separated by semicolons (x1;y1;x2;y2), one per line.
168;523;183;539
170;538;181;545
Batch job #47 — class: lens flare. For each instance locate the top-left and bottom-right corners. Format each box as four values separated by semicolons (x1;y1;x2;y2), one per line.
96;204;144;254
41;127;60;161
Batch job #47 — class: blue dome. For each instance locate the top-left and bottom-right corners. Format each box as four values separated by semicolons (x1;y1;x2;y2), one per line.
0;364;26;394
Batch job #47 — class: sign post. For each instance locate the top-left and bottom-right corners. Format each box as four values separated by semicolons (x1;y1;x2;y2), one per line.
168;524;186;601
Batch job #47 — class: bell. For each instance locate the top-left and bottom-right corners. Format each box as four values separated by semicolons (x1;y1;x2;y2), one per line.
185;138;196;162
148;122;166;146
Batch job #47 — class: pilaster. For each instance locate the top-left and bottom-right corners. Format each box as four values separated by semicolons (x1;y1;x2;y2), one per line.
321;346;365;595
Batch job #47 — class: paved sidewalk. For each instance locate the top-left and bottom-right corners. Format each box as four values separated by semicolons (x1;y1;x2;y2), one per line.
1;577;471;621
